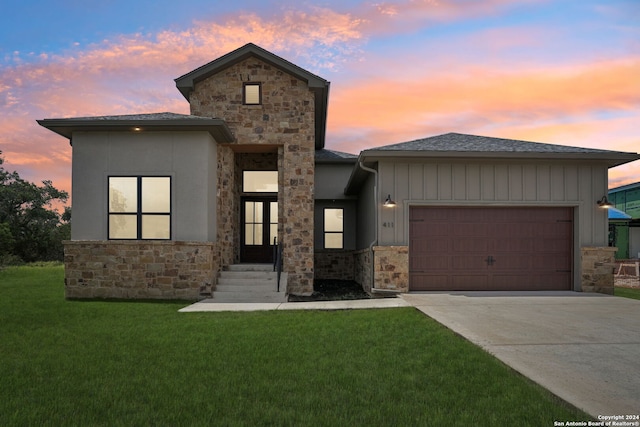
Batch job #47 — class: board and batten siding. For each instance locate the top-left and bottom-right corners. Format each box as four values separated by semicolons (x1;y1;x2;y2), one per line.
377;160;609;249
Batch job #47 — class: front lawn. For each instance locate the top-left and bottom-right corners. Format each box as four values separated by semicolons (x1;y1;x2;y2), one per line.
615;286;640;300
0;266;587;426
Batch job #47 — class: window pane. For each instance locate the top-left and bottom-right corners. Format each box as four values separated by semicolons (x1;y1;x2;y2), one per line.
243;171;278;192
109;215;137;239
254;202;263;222
270;224;278;245
245;224;254;245
245;84;260;104
325;208;344;232
142;215;170;239
325;233;343;249
254;224;263;245
142;177;170;213
109;177;137;213
270;202;278;222
245;201;255;222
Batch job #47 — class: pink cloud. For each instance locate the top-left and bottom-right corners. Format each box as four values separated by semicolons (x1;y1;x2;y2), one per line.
0;1;638;200
328;57;640;145
0;8;366;195
359;0;542;35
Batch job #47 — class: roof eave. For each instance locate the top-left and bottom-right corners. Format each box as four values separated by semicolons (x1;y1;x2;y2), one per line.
37;118;235;143
358;150;640;168
344;153;376;196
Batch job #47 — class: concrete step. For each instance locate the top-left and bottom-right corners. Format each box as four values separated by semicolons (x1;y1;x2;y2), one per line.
228;264;273;272
219;271;277;280
216;284;279;293
212;267;287;303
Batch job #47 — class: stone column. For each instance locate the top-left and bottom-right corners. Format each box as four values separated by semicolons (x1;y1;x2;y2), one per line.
581;246;617;294
280;143;315;296
373;246;409;292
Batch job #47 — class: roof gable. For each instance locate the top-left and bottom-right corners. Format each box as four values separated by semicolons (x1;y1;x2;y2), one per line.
174;43;330;150
175;43;328;98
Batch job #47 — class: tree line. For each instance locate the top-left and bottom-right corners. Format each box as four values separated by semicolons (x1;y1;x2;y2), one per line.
0;151;70;265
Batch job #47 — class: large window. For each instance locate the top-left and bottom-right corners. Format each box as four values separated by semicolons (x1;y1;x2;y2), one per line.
324;208;344;249
108;176;171;240
243;171;278;193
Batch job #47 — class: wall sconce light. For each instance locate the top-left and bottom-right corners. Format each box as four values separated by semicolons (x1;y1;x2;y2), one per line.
384;194;396;207
597;196;613;208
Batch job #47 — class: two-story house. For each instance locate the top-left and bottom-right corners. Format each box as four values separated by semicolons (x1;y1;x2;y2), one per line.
39;43;640;299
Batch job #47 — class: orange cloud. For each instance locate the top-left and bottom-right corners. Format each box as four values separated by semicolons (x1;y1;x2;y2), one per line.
0;8;366;196
329;57;640;130
1;1;638;199
326;54;640;187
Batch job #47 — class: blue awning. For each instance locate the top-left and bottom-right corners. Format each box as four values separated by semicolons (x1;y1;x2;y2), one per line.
609;207;632;220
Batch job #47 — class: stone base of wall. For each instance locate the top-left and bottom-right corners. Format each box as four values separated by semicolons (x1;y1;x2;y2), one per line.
354;246;409;294
581;246;617;295
315;250;354;281
354;249;371;291
373;246;409;292
64;241;218;300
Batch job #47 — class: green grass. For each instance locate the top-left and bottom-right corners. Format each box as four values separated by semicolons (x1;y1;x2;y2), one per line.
615;286;640;300
0;266;587;426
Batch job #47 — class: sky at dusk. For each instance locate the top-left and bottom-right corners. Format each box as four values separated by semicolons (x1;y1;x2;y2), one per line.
1;0;639;200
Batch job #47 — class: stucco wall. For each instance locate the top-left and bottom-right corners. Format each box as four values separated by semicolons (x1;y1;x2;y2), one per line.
70;131;218;242
356;174;376;249
315;163;356;200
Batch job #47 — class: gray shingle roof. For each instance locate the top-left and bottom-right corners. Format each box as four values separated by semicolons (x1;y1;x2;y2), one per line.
62;112;216;121
37;112;234;143
367;132;623;154
315;149;357;163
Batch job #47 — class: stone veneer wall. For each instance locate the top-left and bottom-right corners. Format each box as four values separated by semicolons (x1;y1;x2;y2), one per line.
217;145;238;268
354;246;409;293
354;249;371;291
190;56;316;296
373;246;409;292
64;241;217;300
315;250;355;280
581;246;617;294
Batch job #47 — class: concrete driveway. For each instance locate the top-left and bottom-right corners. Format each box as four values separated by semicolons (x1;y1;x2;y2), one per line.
401;291;640;419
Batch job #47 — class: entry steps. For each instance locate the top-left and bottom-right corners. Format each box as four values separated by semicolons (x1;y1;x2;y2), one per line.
212;264;288;303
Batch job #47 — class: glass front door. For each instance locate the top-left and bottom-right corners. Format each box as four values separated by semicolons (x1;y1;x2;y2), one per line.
241;197;277;263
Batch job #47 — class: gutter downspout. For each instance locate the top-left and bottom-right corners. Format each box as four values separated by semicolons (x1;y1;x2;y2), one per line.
358;161;379;292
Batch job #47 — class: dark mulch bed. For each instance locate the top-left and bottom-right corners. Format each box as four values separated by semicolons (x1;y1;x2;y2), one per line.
288;279;371;302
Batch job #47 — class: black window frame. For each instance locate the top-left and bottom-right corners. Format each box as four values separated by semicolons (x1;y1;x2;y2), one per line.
243;82;262;105
107;175;172;240
323;207;344;249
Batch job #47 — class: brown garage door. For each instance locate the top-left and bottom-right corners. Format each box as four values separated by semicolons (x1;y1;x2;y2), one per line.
409;207;573;291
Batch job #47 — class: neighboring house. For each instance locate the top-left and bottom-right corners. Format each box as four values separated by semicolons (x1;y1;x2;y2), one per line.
38;43;640;299
608;182;640;259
